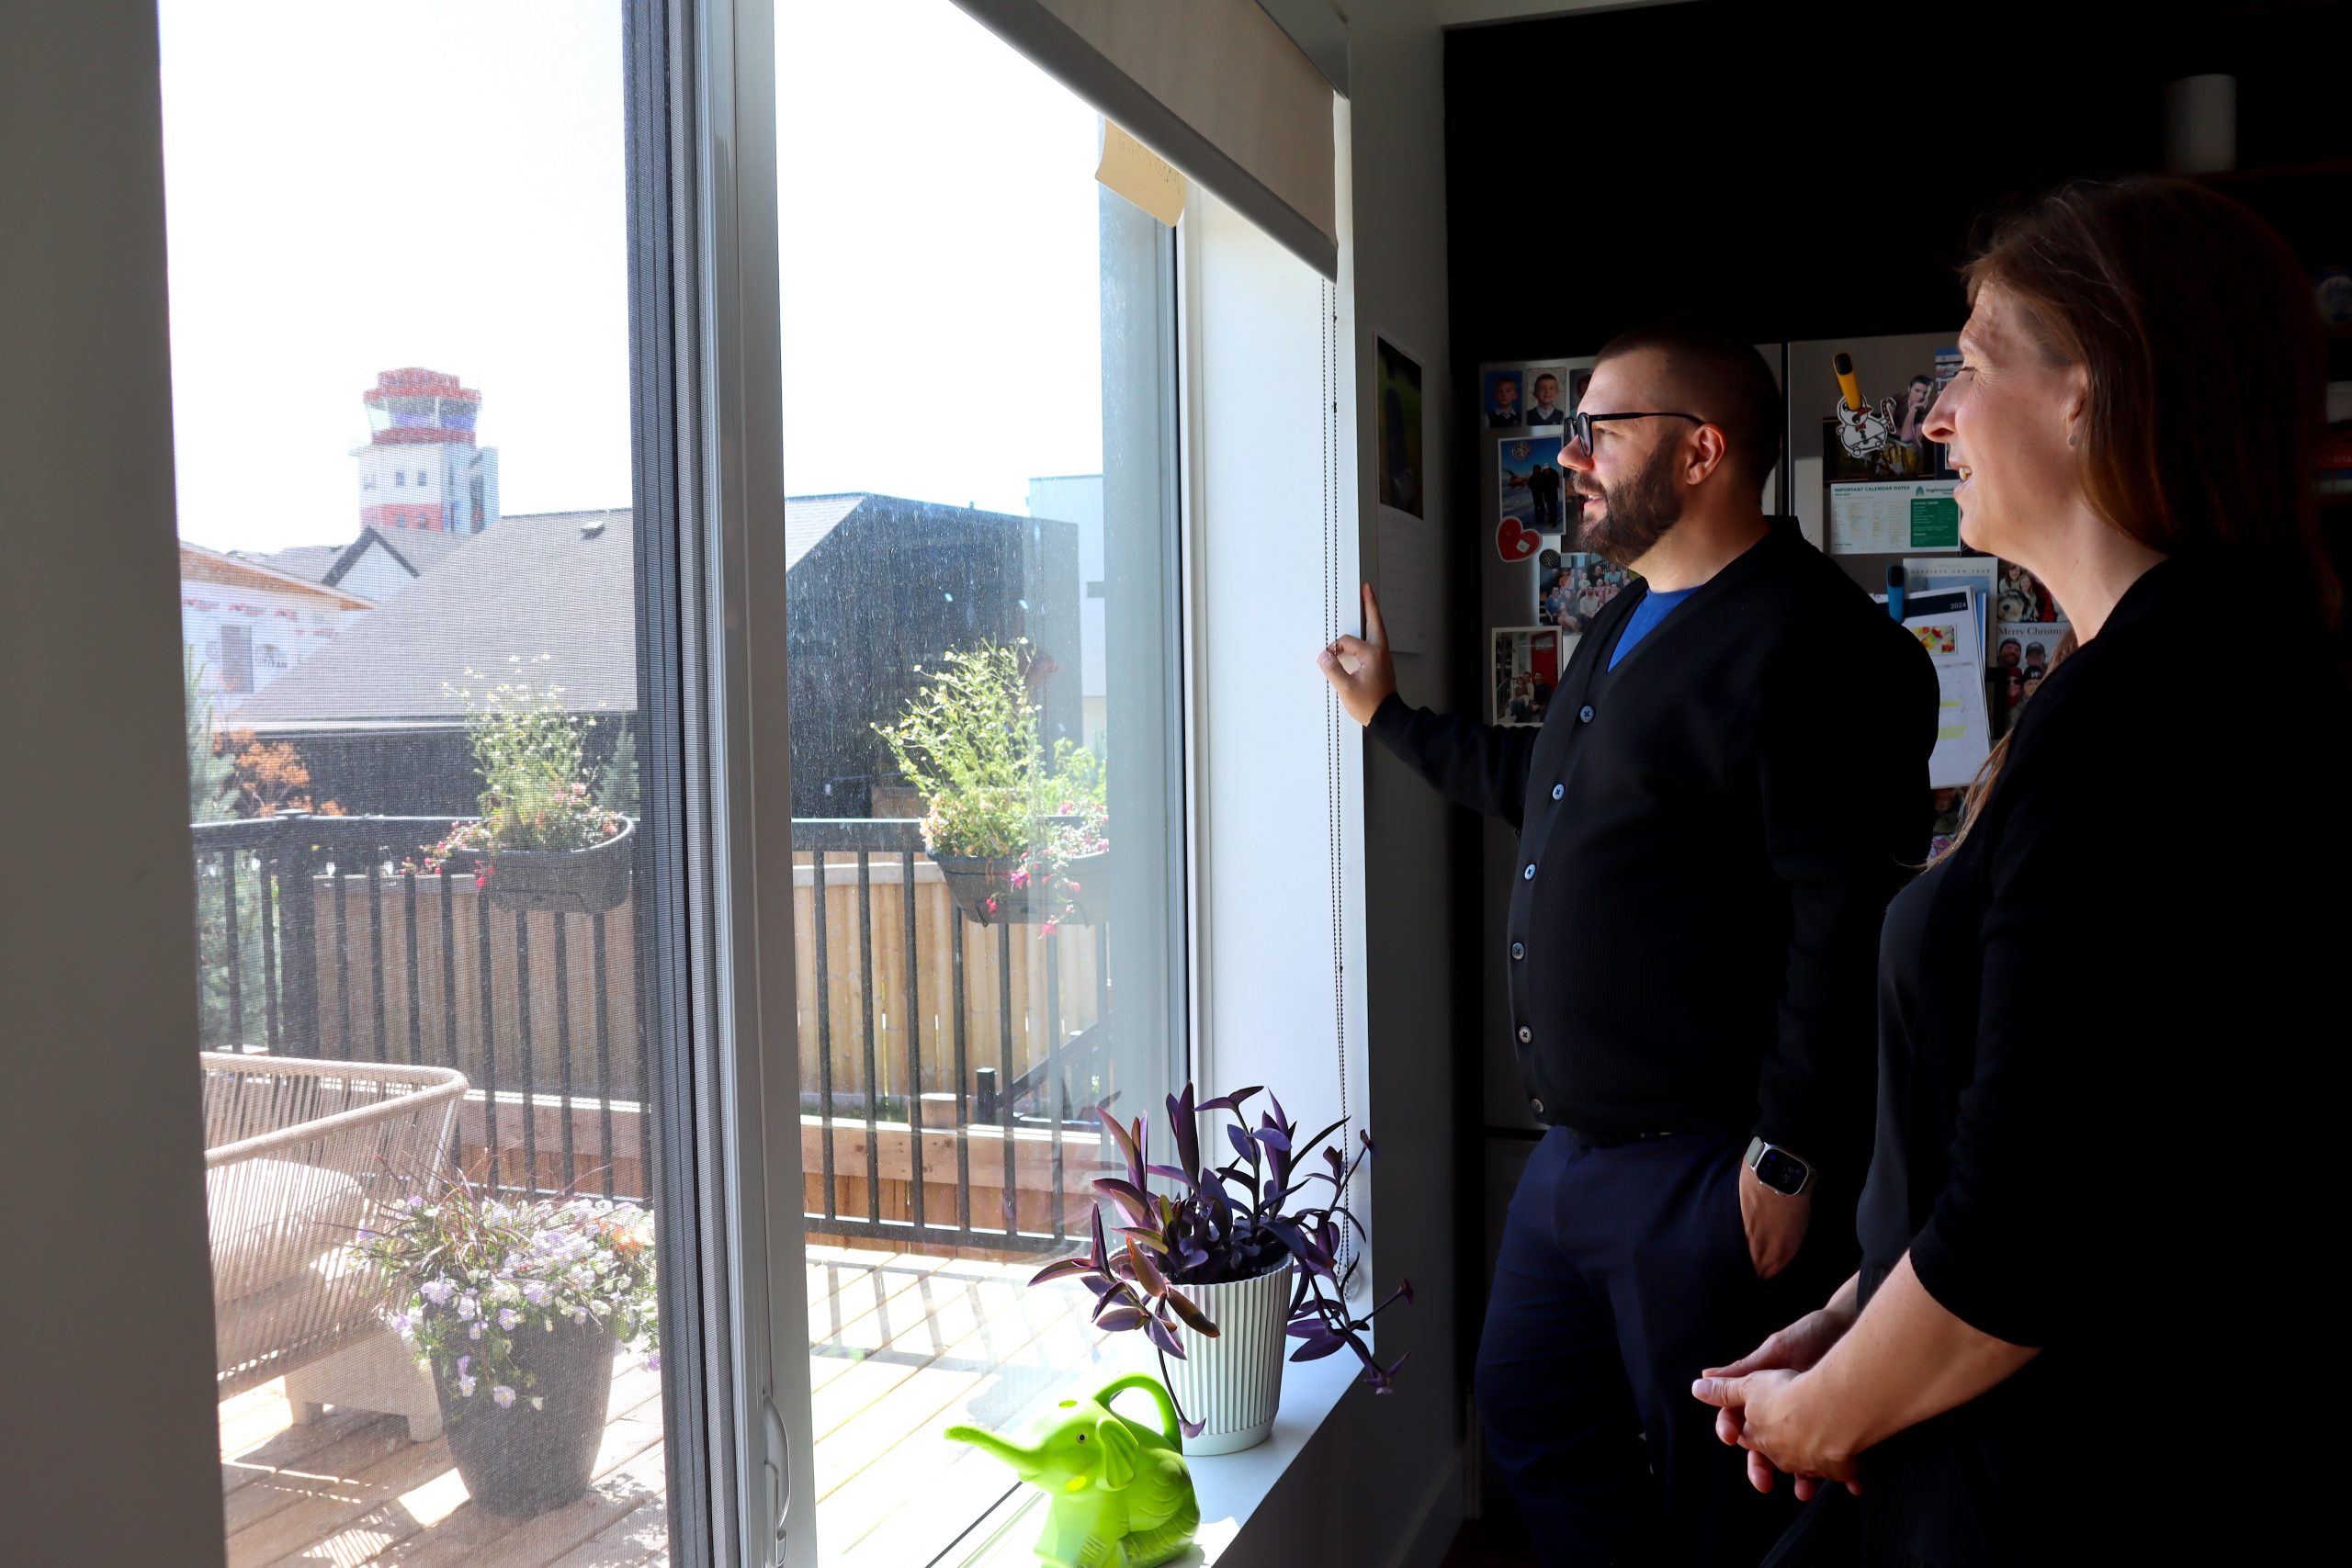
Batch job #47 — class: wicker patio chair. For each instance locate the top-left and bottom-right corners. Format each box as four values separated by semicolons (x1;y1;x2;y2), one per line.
205;1053;467;1416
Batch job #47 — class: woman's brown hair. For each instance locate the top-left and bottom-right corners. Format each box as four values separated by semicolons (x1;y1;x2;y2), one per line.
1937;175;2335;859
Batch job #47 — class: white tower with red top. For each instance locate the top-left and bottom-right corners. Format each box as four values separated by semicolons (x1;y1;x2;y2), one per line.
352;367;501;534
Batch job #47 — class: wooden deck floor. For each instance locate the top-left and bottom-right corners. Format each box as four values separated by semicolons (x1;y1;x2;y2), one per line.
218;1244;1110;1568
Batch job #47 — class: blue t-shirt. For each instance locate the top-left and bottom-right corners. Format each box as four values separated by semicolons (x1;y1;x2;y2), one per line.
1607;585;1696;670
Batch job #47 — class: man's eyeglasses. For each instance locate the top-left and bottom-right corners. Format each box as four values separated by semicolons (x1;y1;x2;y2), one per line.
1565;410;1707;453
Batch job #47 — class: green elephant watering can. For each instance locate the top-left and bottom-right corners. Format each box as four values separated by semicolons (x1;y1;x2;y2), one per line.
944;1374;1200;1568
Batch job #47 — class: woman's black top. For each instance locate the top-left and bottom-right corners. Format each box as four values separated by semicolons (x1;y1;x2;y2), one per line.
1849;557;2349;1564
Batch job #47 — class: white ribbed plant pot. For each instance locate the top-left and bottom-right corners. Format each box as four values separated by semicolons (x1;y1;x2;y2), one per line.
1163;1260;1295;1456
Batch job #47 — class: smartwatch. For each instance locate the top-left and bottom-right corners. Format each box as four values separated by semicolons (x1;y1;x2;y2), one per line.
1744;1134;1815;1198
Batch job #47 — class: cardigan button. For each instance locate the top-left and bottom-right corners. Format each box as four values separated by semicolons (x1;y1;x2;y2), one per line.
1531;1097;1545;1118
1517;1025;1532;1043
1550;783;1565;800
1578;704;1595;723
1522;863;1535;881
1510;942;1525;960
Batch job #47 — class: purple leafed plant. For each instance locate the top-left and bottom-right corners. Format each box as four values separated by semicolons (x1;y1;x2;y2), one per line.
1028;1082;1412;1436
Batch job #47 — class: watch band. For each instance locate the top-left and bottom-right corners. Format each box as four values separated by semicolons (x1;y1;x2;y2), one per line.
1744;1134;1816;1197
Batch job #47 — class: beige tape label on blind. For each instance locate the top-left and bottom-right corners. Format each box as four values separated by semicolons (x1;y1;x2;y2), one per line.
1095;118;1187;227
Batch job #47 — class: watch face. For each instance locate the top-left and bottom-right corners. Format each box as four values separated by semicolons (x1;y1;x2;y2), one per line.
1755;1148;1808;1196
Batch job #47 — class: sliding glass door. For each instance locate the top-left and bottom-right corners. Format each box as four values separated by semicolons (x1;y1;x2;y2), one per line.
770;3;1188;1562
165;2;784;1563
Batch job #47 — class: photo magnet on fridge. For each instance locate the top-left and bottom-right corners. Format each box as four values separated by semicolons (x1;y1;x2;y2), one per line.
1523;365;1570;428
1483;367;1528;430
1505;439;1561;543
1492;626;1568;728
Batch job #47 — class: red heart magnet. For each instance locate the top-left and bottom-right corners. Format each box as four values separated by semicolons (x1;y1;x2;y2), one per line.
1495;516;1541;562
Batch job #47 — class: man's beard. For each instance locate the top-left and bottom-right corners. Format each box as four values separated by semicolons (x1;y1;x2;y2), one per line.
1568;437;1683;563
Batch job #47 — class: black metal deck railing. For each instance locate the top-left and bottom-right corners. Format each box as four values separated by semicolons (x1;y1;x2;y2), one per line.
189;813;1111;1253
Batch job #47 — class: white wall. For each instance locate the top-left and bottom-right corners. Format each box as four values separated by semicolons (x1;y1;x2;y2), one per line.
1218;5;1468;1565
180;578;356;705
0;4;229;1561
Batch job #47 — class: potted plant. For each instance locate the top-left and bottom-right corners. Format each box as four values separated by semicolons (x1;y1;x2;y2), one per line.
1030;1084;1411;1455
360;1179;659;1517
874;641;1110;929
415;660;633;915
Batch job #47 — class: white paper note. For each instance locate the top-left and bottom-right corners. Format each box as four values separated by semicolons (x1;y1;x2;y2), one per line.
1375;504;1432;654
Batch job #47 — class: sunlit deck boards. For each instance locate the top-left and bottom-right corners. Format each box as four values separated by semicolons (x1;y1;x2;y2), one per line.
217;1245;1106;1568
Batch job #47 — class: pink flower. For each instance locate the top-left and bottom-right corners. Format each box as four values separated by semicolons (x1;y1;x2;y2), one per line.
1040;919;1058;937
1065;881;1081;895
1008;868;1029;888
985;896;999;914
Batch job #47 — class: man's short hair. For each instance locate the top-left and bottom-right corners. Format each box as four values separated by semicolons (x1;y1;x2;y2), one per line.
1593;321;1782;487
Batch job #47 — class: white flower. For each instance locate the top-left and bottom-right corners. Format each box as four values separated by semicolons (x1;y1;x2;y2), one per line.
469;1322;483;1340
420;1278;457;1306
498;1307;521;1331
455;1294;480;1321
457;1374;477;1398
492;1385;516;1409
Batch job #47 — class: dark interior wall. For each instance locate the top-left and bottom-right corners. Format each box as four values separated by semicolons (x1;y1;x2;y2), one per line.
1438;0;2352;1503
1445;0;2352;367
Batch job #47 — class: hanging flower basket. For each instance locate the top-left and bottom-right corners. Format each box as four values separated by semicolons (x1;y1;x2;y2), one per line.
486;818;635;916
932;853;1047;926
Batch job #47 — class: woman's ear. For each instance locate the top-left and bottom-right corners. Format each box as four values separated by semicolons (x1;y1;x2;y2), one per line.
2064;364;2091;450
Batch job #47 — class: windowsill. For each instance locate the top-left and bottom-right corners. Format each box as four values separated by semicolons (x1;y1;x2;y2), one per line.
950;1352;1363;1567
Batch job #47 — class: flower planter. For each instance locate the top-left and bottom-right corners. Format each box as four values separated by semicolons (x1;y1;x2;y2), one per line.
1162;1260;1295;1456
932;845;1111;929
486;818;635;916
434;1316;617;1517
931;854;1046;926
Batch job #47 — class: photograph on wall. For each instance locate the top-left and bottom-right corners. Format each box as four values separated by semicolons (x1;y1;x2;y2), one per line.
1483;367;1528;429
1498;435;1566;528
1492;626;1566;728
1928;785;1971;862
1822;347;1955;484
1994;558;2061;624
1993;620;2067;732
1375;335;1425;519
1523;365;1570;428
1539;551;1634;634
1568;364;1595;412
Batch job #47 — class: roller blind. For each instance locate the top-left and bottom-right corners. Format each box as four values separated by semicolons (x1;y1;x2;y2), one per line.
952;0;1341;276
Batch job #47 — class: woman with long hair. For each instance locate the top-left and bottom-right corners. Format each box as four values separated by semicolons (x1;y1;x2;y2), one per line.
1691;176;2350;1562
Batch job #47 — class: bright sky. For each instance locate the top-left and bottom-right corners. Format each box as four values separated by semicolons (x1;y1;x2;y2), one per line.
160;0;1103;555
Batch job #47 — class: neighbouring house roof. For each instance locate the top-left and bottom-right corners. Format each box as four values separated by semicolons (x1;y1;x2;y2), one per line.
785;494;867;570
232;524;476;590
179;541;376;611
231;509;639;730
230;542;346;582
228;495;1037;733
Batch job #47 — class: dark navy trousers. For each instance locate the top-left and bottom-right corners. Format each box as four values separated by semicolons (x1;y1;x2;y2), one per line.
1474;1127;1844;1567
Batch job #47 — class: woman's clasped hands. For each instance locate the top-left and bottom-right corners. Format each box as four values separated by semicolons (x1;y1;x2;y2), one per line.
1690;1290;1865;1502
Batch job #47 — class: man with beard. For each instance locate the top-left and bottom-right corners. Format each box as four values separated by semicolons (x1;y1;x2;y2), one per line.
1317;322;1934;1567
